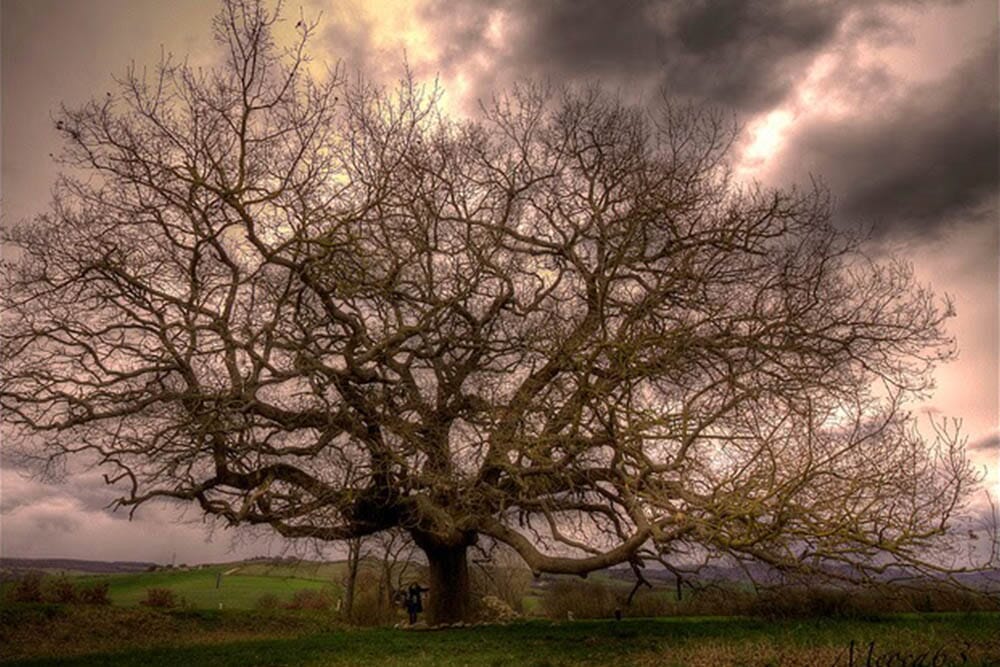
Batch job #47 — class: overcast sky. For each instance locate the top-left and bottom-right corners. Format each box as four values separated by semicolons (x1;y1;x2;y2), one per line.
1;0;997;564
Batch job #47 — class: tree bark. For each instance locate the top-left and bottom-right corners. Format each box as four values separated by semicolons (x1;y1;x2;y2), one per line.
343;538;361;620
420;542;472;625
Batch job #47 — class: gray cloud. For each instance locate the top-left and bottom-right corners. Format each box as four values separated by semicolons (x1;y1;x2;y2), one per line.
417;0;926;113
664;0;842;110
408;0;998;240
314;1;996;240
0;463;349;563
320;5;379;75
971;434;1000;453
21;501;84;534
2;467;116;518
776;41;999;237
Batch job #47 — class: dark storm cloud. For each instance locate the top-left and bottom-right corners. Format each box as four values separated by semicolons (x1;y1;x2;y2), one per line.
778;41;999;237
665;0;842;110
419;0;902;113
410;0;997;239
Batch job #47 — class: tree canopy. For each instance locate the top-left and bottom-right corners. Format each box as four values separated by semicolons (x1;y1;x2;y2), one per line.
1;0;985;623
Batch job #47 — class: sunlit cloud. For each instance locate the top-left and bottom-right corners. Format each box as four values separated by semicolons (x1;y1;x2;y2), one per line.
737;109;795;178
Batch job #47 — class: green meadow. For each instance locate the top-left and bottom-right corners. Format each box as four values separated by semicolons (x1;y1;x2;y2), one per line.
101;565;341;609
1;563;344;611
2;607;998;666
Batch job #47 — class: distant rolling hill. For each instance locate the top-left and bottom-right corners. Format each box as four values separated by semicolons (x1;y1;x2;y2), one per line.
0;557;158;575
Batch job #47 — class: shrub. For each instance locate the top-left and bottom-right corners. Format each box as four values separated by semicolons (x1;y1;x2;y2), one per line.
743;583;999;619
255;593;280;610
678;586;755;617
625;590;678;618
46;576;79;604
540;580;618;620
475;594;520;623
345;570;397;626
9;572;44;603
471;563;532;614
348;589;396;626
284;588;331;611
140;587;178;608
751;586;851;619
79;582;111;605
621;584;755;618
906;583;1000;613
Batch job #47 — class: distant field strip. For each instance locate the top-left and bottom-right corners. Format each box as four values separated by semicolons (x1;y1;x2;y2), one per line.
46;566;345;609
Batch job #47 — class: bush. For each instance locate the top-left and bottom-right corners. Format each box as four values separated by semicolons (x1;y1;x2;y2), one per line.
684;586;754;616
46;576;79;604
471;563;532;614
345;570;396;626
255;593;280;610
6;573;113;607
475;594;520;623
625;590;679;618
78;582;111;605
347;589;395;626
532;577;1000;620
540;580;618;620
751;586;851;619
620;584;755;618
900;583;1000;613
746;583;999;619
9;572;44;603
140;587;178;608
284;588;331;611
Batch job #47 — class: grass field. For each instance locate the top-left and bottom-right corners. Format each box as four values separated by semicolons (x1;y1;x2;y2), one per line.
4;564;999;665
2;563;344;611
2;606;998;666
100;566;342;609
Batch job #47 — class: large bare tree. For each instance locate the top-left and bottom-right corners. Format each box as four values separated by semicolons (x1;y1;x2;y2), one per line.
1;0;986;623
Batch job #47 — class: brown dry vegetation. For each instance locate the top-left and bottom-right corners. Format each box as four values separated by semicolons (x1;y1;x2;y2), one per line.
539;578;1000;621
0;604;338;663
632;637;1000;667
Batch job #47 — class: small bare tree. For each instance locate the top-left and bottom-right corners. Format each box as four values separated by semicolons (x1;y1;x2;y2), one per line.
1;0;989;624
342;528;416;622
342;537;362;619
471;540;532;613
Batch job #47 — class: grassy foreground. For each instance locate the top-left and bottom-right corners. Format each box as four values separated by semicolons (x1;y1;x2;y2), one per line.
2;606;998;667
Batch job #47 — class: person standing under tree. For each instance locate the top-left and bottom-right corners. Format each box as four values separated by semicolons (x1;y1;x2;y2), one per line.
405;582;429;625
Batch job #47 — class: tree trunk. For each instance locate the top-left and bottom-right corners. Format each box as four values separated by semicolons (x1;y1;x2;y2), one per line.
421;542;471;625
343;538;361;619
